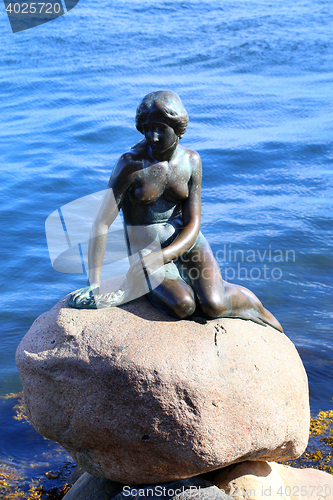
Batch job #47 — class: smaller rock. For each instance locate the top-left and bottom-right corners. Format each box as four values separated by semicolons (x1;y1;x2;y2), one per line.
213;462;284;500
62;472;123;500
213;461;333;500
278;464;333;500
66;465;85;485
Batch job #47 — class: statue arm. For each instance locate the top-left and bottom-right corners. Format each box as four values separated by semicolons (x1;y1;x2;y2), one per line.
87;155;133;288
161;151;202;264
69;155;135;308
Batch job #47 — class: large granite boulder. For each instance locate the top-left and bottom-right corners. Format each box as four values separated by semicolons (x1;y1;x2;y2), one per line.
16;294;309;484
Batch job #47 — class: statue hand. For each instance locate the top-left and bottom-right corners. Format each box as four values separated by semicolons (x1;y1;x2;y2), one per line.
69;284;100;309
127;253;162;283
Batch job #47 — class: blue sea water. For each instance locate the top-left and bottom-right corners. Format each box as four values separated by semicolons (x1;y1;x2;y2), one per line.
0;0;332;488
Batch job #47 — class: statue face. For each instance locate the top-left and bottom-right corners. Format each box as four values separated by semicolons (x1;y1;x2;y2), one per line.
142;120;178;154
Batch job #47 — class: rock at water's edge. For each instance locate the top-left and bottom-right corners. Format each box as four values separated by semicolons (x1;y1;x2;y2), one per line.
62;472;122;500
16;294;310;484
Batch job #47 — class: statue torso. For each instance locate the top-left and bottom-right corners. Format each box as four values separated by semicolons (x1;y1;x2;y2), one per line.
120;143;194;251
121;144;192;226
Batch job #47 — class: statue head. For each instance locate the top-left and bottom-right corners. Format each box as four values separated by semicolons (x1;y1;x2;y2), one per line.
135;91;189;140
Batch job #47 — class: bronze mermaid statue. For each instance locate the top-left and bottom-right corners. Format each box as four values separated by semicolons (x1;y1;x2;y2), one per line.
69;90;282;332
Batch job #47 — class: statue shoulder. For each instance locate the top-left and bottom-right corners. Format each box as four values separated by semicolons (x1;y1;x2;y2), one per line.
130;138;148;154
108;141;148;190
112;141;147;175
182;147;202;177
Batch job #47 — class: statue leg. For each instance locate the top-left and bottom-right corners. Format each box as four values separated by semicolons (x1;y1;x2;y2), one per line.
179;234;283;332
147;262;196;320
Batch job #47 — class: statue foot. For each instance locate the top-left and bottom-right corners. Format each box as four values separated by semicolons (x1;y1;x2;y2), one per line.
236;308;283;332
260;307;283;332
222;283;283;332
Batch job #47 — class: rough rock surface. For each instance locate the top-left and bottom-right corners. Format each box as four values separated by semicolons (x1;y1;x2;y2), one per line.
62;472;123;500
16;293;310;484
213;461;333;500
